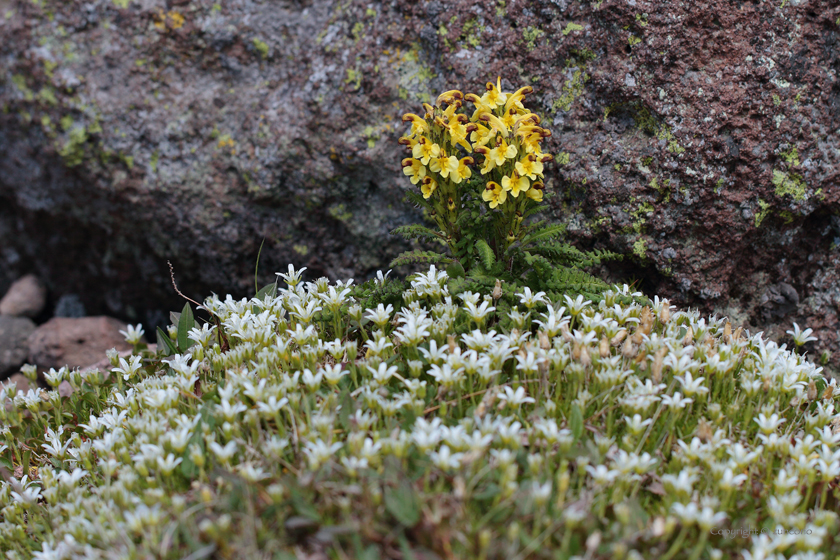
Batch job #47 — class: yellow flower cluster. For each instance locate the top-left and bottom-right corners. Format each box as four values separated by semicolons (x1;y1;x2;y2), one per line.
399;78;553;213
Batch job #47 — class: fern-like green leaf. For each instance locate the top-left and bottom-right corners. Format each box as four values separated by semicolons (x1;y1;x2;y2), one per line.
475;239;496;271
389;250;452;268
392;224;445;243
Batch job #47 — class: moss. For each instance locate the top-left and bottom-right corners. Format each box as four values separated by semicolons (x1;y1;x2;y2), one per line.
522;26;545;51
562;23;584;36
557;152;570;165
150;151;159;173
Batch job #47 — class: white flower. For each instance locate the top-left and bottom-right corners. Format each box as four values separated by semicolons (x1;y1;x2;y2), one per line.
624;414;652;436
119;324;145;345
787;322;817;346
662;469;696;495
276;264;307;287
430;445;464;470
675;371;709;397
156;453;183;476
754;412;785;435
586;464;619;486
661;392;693;410
303;439;342;470
717;468;748;491
498;386;535;409
209;440;237;465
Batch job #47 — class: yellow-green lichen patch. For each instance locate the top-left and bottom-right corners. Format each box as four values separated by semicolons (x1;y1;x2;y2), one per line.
755;198;771;227
252;38;269;59
772;169;806;201
562;22;584;36
328;203;353;223
633;237;647;258
522;26;545;51
58;126;88;167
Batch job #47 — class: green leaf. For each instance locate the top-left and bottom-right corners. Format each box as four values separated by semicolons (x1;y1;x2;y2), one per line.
177;302;195;352
569;403;584;440
475;239;496;270
446;260;466;278
385;480;420;527
389;250;452;269
156;327;177;357
392;224;445;243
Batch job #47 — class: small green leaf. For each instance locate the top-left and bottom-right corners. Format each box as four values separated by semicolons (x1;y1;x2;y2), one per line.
384;480;420;527
156;327;176;356
569;403;584;440
177;303;195;352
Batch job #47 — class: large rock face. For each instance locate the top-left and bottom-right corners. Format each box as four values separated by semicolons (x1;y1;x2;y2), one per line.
1;1;838;361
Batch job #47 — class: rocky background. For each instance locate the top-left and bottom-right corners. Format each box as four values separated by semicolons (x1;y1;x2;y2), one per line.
1;0;839;373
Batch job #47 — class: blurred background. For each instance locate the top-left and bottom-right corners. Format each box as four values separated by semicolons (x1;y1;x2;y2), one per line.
1;0;839;377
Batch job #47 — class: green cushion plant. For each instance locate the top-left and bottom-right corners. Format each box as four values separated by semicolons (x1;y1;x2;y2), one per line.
0;82;837;560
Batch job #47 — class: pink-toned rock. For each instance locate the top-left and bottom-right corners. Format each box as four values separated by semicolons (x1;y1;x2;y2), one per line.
0;275;46;318
28;317;134;370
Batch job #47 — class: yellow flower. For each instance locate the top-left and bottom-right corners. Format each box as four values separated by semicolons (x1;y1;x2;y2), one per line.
447;118;473;152
421;176;438;199
480;112;510;137
487;137;518;167
480;77;507;109
398;136;419;151
430;152;460;179
501;171;530;198
526;184;544;202
464;93;494;123
469;121;494;148
451;157;473;184
401;158;426;185
436;89;463;106
402;113;429;138
412;139;440;165
504;85;533;113
515;155;544;180
501;108;519;131
482;181;507;209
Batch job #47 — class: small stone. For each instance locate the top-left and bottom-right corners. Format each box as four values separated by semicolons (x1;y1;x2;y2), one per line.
0;316;36;378
28;316;134;370
0;275;47;318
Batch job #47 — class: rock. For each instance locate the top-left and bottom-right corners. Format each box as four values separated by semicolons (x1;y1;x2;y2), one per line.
0;316;36;378
28;317;134;371
54;294;87;318
0;275;46;318
0;1;839;367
